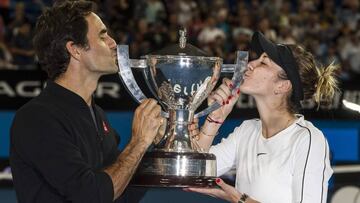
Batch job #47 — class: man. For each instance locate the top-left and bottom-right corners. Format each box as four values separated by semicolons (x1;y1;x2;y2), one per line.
9;1;163;202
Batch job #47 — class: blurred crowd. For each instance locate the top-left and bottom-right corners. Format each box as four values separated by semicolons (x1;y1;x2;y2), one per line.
0;0;359;81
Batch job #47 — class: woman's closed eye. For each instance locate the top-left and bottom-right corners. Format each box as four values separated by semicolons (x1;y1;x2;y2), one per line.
260;56;272;66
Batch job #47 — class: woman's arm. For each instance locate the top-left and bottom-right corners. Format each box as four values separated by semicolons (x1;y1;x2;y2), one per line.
195;78;241;151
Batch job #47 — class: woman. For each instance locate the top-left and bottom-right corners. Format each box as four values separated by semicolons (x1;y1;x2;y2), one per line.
186;31;338;203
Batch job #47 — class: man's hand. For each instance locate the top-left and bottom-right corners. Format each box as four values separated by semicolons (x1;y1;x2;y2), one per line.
105;99;164;200
131;99;163;147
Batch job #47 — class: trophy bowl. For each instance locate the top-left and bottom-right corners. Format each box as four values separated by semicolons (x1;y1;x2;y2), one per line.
117;30;247;187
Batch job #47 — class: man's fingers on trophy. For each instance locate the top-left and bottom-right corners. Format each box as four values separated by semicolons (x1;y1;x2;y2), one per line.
149;104;162;118
142;99;159;115
153;118;166;145
137;99;151;112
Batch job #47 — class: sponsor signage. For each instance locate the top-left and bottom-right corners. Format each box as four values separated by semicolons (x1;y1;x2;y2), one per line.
0;70;359;119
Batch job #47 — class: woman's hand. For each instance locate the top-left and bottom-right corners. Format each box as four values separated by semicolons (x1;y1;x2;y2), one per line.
184;178;241;203
208;78;241;122
188;117;200;138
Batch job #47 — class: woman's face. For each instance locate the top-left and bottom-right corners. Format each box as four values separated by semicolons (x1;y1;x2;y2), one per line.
240;53;286;98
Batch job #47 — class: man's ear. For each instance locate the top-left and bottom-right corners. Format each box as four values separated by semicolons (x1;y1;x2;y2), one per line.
65;41;81;61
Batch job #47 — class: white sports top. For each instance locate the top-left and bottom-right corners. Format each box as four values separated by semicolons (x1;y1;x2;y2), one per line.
209;115;333;203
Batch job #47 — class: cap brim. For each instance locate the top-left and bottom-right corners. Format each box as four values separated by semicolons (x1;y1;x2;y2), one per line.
250;31;281;67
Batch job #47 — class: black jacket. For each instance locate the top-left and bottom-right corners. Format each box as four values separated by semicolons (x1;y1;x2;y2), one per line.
10;81;120;203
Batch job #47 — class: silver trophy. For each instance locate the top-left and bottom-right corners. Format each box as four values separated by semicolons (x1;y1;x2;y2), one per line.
117;29;248;187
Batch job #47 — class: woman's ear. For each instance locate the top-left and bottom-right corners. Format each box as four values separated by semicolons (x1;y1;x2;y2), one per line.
274;79;292;95
65;41;81;61
278;80;292;94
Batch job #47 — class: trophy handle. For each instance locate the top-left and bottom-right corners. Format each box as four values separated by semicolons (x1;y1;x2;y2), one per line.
194;51;248;118
117;45;169;118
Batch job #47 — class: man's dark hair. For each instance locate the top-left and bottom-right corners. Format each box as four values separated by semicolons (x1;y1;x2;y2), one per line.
33;1;95;80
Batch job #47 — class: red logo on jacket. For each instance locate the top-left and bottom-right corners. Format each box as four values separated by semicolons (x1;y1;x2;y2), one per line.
102;121;109;134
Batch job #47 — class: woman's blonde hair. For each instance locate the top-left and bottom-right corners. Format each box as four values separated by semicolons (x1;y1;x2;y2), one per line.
287;45;340;112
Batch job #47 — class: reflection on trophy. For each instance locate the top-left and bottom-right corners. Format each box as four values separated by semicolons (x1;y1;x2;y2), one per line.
117;29;248;187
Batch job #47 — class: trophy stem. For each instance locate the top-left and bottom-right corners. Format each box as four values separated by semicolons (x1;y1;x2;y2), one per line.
156;109;195;152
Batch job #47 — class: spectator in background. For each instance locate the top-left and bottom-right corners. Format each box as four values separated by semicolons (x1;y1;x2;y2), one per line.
0;15;16;70
9;18;35;69
175;0;197;26
185;10;203;44
277;26;296;44
0;0;10;24
0;0;358;83
167;13;181;43
105;0;133;29
231;27;252;51
6;2;27;39
339;31;360;80
337;0;360;30
257;17;277;41
144;22;169;51
0;42;15;69
144;0;166;24
198;16;225;45
216;8;230;39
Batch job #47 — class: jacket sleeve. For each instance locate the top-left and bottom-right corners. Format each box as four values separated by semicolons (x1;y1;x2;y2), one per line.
11;106;114;203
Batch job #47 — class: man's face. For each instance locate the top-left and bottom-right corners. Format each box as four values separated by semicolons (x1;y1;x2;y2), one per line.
80;12;118;75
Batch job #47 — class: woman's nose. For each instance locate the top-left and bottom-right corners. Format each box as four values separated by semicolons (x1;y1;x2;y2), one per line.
247;63;254;71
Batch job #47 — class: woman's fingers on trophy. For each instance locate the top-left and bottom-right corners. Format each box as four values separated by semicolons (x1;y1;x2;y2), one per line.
215;178;242;202
184;187;226;199
214;86;230;105
218;84;232;100
211;91;225;106
222;78;233;89
222;78;241;103
207;92;217;105
189;117;199;131
215;178;237;195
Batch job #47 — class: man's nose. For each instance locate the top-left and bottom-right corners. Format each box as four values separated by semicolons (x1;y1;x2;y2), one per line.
108;36;117;49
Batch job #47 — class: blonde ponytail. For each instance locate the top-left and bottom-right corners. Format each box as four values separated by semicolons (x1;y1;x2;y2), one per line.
288;44;340;112
314;62;340;108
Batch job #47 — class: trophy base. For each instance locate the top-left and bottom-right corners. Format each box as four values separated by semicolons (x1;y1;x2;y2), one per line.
130;175;217;188
130;151;217;188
